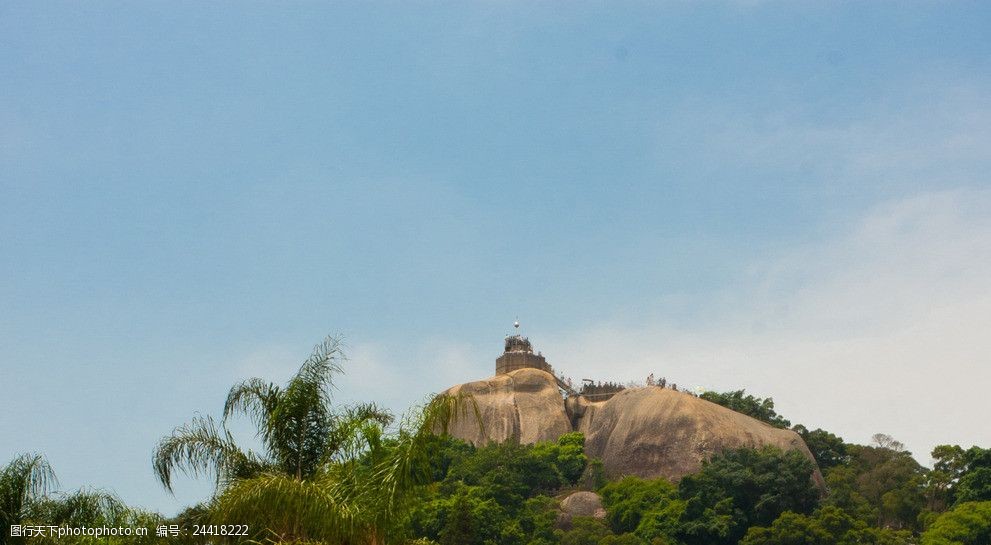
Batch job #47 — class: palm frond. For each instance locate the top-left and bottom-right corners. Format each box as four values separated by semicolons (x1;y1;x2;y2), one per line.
223;378;282;444
27;488;127;526
372;393;482;520
268;334;348;479
211;471;371;544
325;403;394;463
1;453;58;521
121;507;166;531
149;334;485;544
152;416;265;493
269;385;329;480
296;334;346;399
420;392;483;438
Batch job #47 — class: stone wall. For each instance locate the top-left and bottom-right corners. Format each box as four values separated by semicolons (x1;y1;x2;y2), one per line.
495;351;552;375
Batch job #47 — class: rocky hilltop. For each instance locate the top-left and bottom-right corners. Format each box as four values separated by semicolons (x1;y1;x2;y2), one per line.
442;367;573;445
441;366;820;483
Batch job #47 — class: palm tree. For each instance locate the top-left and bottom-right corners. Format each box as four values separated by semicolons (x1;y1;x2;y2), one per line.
25;490;163;545
153;334;479;544
1;454;56;545
1;456;140;545
153;335;391;492
210;392;478;544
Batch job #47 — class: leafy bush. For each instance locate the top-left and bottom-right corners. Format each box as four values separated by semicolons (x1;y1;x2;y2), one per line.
677;446;820;545
921;501;991;545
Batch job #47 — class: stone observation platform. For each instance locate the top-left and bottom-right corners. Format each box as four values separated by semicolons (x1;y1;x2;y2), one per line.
496;325;623;401
496;334;553;375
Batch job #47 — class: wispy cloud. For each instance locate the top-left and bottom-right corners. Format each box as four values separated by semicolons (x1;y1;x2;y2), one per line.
652;76;991;204
327;338;487;419
539;189;991;461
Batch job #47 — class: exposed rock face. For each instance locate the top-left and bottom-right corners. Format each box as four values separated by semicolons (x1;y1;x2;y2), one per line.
556;491;606;530
560;491;606;518
576;387;819;482
440;368;572;445
441;368;821;484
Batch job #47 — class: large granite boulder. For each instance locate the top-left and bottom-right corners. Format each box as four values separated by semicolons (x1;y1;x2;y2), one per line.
439;368;573;445
575;387;820;483
556;491;606;530
441;369;821;485
560;491;606;518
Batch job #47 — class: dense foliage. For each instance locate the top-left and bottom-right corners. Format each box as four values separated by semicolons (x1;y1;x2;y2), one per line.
676;446;820;545
6;347;990;545
393;398;991;545
740;506;913;545
921;502;991;545
6;433;990;545
1;454;163;545
405;433;589;545
150;335;481;543
399;438;824;545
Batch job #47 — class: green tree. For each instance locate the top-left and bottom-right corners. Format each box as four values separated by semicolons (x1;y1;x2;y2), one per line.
601;534;645;545
558;517;614;545
954;448;991;505
599;477;678;534
1;454;57;545
27;499;165;545
27;489;126;528
409;485;509;545
925;445;991;513
634;497;686;545
441;435;589;504
956;469;991;504
154;334;478;544
741;506;912;545
167;504;210;545
210;391;478;544
834;440;925;529
531;432;588;485
2;455;166;545
921;501;991;545
517;496;560;545
153;336;392;491
740;511;832;545
439;492;492;545
792;426;848;471
676;446;820;545
926;445;968;513
407;435;593;544
821;465;876;524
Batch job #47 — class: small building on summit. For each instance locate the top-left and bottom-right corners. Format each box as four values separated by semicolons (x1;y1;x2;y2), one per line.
495;322;616;399
495;332;554;375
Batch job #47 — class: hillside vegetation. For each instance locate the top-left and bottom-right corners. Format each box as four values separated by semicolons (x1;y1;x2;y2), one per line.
3;336;990;545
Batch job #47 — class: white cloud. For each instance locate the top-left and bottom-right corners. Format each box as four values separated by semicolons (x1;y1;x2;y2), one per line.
331;338;487;420
538;189;991;463
723;81;991;191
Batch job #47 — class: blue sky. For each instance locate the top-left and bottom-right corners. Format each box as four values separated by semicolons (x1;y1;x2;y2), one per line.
2;2;990;514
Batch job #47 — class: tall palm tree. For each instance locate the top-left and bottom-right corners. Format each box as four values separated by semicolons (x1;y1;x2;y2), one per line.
210;393;478;544
153;334;479;544
153;335;391;492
